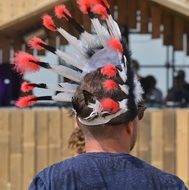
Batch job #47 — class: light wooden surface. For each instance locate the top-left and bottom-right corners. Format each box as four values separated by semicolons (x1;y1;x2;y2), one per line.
0;108;189;189
0;0;59;24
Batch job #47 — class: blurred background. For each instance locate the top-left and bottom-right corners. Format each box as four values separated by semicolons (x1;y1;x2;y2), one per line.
0;0;189;189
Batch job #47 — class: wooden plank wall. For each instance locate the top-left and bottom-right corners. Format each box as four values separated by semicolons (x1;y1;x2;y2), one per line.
0;108;189;189
0;108;75;190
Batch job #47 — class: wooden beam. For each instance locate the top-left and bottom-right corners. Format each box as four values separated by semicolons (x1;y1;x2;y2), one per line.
117;0;128;25
139;0;150;33
128;0;137;29
163;14;173;46
151;5;161;39
174;17;184;51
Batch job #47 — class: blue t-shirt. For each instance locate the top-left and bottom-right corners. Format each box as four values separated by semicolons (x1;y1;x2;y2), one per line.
29;153;188;190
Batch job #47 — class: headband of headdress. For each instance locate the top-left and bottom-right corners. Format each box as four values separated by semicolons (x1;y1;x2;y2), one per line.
12;0;143;126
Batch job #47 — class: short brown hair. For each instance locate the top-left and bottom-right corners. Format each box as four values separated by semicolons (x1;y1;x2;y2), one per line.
72;67;144;127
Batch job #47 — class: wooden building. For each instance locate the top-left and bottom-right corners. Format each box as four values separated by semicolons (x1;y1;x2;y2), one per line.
1;0;189;64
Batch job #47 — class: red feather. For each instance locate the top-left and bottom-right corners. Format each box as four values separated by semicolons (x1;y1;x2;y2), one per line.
16;96;37;108
21;82;35;92
101;64;117;77
103;80;118;91
77;0;98;14
42;15;57;32
55;5;72;19
107;38;123;53
12;52;40;74
28;36;46;50
92;4;108;20
101;98;120;113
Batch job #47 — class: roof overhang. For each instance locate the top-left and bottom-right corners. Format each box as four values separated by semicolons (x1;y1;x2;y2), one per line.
0;0;65;37
151;0;189;17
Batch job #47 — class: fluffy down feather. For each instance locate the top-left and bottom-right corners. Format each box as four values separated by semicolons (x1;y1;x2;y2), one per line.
42;15;57;32
103;80;118;91
21;82;35;92
107;38;123;53
100;64;117;77
28;37;46;50
101;98;120;113
92;4;108;20
77;0;98;14
12;52;40;74
55;5;72;19
16;96;37;108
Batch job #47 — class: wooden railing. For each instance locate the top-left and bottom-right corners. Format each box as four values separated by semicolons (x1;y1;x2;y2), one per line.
0;108;189;189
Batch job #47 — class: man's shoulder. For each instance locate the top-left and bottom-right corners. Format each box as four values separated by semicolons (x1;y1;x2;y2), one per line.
134;157;187;189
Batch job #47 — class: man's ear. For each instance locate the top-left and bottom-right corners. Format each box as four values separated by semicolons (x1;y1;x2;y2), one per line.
126;121;134;135
76;117;81;128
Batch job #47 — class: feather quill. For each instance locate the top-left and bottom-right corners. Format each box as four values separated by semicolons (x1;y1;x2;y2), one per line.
52;92;73;102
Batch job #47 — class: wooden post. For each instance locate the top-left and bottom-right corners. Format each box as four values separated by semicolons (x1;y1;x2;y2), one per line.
174;17;184;51
48;109;61;165
151;6;161;39
151;110;163;170
163;14;173;46
187;33;189;56
0;38;11;64
0;109;10;190
36;109;48;173
163;109;176;174
176;109;189;186
13;36;23;52
48;32;57;48
61;109;75;160
22;109;36;190
10;109;22;190
138;110;151;163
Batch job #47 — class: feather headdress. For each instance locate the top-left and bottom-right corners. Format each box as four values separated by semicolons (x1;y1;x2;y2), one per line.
12;0;143;126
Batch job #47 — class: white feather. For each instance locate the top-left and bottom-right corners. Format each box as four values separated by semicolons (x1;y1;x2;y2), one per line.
119;84;129;95
134;77;144;103
52;92;73;102
47;83;78;93
56;49;85;71
119;99;128;110
84;99;103;120
80;31;100;48
58;28;87;58
118;69;127;82
50;65;83;83
91;18;110;47
106;15;121;39
118;58;127;82
58;83;78;92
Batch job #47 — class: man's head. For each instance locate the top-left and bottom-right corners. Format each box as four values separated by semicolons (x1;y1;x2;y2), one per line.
72;67;144;153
